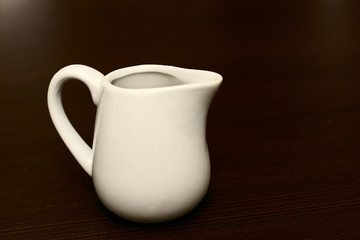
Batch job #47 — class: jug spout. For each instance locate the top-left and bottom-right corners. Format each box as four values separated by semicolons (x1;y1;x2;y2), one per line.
167;66;223;126
176;67;223;106
170;65;223;89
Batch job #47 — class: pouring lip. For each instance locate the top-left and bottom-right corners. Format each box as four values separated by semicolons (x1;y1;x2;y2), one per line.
103;64;222;94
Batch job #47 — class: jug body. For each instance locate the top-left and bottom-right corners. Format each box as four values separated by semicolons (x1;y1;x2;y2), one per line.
48;64;222;223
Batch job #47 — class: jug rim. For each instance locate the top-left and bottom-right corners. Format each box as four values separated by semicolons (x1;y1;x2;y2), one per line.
104;64;222;93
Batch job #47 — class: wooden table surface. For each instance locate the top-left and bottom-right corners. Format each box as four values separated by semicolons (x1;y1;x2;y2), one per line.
1;0;359;239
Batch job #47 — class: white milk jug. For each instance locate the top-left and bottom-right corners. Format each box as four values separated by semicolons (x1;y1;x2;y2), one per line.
48;64;222;223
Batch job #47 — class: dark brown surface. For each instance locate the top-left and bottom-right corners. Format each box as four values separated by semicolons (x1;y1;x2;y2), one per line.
1;0;360;239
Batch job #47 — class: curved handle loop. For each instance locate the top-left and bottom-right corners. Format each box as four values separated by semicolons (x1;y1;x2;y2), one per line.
47;64;104;176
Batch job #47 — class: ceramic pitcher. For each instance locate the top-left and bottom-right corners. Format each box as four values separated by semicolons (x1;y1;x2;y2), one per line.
48;64;222;223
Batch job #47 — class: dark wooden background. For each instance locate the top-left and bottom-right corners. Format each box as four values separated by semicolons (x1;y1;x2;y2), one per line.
1;0;360;239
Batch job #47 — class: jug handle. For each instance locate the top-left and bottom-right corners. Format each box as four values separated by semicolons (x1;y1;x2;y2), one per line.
47;65;104;176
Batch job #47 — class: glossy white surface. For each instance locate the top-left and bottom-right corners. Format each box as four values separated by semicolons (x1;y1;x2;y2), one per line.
48;64;222;223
